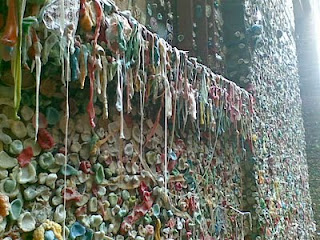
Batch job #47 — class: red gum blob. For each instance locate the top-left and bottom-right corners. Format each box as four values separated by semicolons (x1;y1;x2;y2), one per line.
58;147;66;155
17;147;33;167
80;161;93;174
120;182;154;234
75;205;87;218
249;95;255;114
117;197;123;206
188;196;196;214
38;128;55;150
80;0;86;16
91;183;98;197
185;219;193;240
175;182;183;191
167;218;175;228
155;164;162;173
98;200;107;220
62;187;82;202
145;225;154;235
97;22;108;44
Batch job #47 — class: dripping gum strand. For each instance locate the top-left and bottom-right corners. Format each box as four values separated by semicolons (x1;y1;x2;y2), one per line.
87;55;96;128
79;44;88;89
85;0;103;128
32;30;42;141
59;0;67;238
139;34;150;180
93;0;103;46
120;54;125;139
127;68;133;113
12;0;27;119
163;47;168;196
159;38;171;196
62;16;78;240
42;33;59;65
95;53;103;95
115;53;125;139
101;55;108;119
169;47;180;149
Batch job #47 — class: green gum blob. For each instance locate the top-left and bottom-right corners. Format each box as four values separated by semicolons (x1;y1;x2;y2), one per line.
94;163;105;184
46;107;60;125
10;198;23;220
39;152;55;170
108;193;118;207
128;196;137;208
9;140;23;155
60;164;79;176
152;204;160;218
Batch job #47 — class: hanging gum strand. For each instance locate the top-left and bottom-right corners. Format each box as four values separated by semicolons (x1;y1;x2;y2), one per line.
87;56;96;128
0;0;18;46
144;92;164;147
101;55;109;119
79;44;88;89
155;218;161;240
120;55;125;139
95;54;102;94
32;30;42;141
127;68;133;113
137;37;158;182
169;48;180;149
115;53;125;139
85;0;103;128
12;0;26;119
93;0;103;46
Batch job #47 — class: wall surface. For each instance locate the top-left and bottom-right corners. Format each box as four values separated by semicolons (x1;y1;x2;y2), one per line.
0;0;316;239
223;0;315;238
117;1;318;238
0;0;253;239
174;0;226;75
294;1;320;234
114;0;147;24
